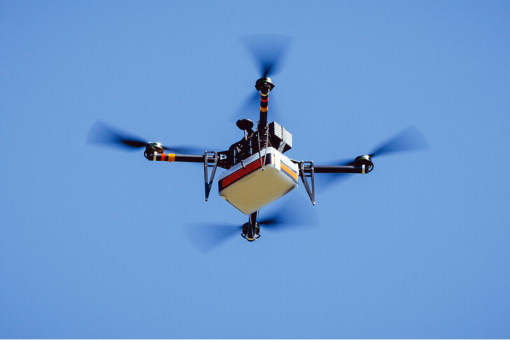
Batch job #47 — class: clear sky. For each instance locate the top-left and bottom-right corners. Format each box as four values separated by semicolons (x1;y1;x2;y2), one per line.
1;1;509;338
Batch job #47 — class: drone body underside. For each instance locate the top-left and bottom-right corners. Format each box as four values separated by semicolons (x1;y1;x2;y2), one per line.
218;147;298;215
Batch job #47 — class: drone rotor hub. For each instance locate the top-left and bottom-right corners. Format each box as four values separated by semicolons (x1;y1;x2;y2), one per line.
255;77;275;93
148;142;164;153
354;155;374;173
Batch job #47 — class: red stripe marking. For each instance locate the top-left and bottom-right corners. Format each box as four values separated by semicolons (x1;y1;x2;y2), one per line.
221;160;262;188
260;97;269;103
161;153;165;161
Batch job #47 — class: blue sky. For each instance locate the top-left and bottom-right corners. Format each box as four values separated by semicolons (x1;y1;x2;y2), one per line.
1;1;509;338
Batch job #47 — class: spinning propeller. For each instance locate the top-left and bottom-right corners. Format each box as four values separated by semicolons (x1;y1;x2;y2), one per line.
86;120;206;155
243;33;292;79
316;126;429;190
185;194;318;253
342;125;430;165
234;34;292;121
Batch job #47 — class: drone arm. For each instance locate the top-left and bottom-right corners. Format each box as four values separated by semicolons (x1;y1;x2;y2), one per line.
297;163;370;206
147;152;221;202
312;165;365;174
255;77;274;131
147;153;212;163
258;93;269;131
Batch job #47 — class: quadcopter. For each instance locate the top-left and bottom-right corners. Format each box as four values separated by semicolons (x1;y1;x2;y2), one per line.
88;35;428;245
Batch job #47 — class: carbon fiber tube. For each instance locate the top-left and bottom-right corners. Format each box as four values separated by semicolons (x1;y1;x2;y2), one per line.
312;165;363;174
174;154;205;163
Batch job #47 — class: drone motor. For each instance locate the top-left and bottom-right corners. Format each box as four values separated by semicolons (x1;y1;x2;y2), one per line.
353;155;374;174
144;142;164;159
255;77;274;93
241;222;260;242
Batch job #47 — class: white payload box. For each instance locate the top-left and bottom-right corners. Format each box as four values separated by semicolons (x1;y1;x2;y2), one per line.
218;147;299;215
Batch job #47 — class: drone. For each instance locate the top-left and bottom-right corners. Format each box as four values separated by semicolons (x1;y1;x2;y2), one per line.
88;35;428;245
